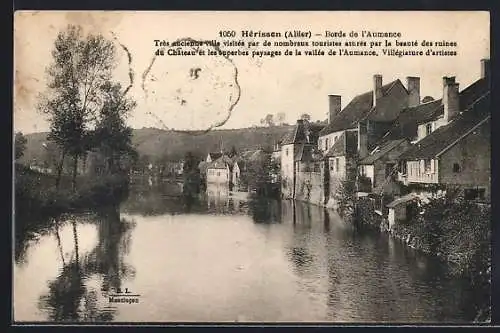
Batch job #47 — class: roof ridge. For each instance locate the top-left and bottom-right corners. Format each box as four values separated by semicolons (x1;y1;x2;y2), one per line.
436;114;490;157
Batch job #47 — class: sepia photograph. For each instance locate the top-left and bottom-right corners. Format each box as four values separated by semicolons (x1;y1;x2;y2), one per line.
13;11;491;324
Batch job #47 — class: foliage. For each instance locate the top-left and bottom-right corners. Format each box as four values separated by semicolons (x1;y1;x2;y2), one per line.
93;81;137;174
260;114;275;127
300;113;311;121
246;152;273;195
400;190;491;322
15;132;27;160
37;24;117;191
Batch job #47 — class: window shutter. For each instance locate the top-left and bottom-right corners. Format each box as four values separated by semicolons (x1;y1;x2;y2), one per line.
420;160;424;173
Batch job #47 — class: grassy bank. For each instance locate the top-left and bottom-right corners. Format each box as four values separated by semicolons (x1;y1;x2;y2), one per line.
15;164;129;225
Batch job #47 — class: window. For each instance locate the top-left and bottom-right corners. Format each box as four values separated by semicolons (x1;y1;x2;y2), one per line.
453;163;460;173
326;138;329;149
424;160;431;172
318;139;322;149
425;123;433;136
401;161;407;175
285;148;289;156
335;158;340;172
464;188;486;201
217;172;220;177
385;163;395;178
329;161;333;170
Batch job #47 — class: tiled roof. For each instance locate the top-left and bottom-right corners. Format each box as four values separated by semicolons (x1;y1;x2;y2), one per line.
324;131;358;158
399;93;490;160
359;139;408;165
208;152;223;160
281;120;325;145
384;77;490;141
207;155;234;170
324;132;346;157
319;79;406;135
295;144;322;162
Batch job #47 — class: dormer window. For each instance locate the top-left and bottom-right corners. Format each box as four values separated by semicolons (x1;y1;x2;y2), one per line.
425;123;433;136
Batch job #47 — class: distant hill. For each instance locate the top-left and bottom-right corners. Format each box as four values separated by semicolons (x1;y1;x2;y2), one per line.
19;125;294;165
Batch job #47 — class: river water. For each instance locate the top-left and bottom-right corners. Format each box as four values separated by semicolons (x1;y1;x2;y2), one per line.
14;182;475;323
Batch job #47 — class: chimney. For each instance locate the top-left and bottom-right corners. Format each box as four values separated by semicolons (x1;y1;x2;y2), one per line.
328;95;341;124
481;58;490;80
358;121;368;159
406;76;420;107
373;74;383;106
442;76;460;123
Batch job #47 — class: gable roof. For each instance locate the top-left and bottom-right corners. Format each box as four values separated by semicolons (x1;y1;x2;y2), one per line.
399;93;490;160
324;131;358;158
281;120;325;145
295;144;323;162
207;155;234;170
359;139;408;165
384;77;490;141
208;152;223;160
325;132;346;157
319;79;407;136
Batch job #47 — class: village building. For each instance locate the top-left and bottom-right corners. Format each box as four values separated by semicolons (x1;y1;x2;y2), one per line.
206;154;234;186
357;138;412;194
232;159;247;191
387;59;491;229
206;152;223;163
323;131;358;206
317;74;418;205
279;119;325;200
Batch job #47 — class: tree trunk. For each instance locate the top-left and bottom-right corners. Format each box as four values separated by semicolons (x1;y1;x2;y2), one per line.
72;154;78;193
55;150;66;190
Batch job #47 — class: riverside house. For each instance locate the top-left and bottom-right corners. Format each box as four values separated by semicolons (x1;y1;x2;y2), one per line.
280;119;325;201
386;59;491;229
318;74;418;205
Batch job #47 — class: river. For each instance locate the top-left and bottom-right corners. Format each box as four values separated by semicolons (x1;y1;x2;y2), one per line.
13;182;476;323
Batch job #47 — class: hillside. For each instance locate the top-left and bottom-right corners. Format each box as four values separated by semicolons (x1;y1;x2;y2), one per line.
19;125;294;165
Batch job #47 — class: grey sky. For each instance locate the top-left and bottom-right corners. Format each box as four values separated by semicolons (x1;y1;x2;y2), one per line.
14;11;489;134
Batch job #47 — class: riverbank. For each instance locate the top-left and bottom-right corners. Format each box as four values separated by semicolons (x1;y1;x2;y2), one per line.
352;195;491;323
15;164;130;233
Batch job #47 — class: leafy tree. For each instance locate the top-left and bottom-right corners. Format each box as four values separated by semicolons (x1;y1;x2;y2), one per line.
422;96;435;103
276;112;286;125
229;145;238;158
15;132;27;160
38;24;116;191
260;114;274;127
93;82;136;175
300;113;311;121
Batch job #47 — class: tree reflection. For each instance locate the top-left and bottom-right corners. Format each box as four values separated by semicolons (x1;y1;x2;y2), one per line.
38;209;135;322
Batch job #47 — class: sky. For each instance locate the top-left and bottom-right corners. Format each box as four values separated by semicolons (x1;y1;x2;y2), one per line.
14;11;490;134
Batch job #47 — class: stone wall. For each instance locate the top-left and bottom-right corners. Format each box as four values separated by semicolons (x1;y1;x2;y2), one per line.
294;170;324;206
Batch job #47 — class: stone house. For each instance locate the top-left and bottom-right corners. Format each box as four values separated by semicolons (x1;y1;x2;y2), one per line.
396;59;491;202
323;131;358;207
206;155;233;186
318;74;417;204
357;138;412;194
232;159;247;191
280;119;325;200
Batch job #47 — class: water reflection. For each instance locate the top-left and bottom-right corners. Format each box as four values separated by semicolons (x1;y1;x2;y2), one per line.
15;185;478;323
35;210;136;322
